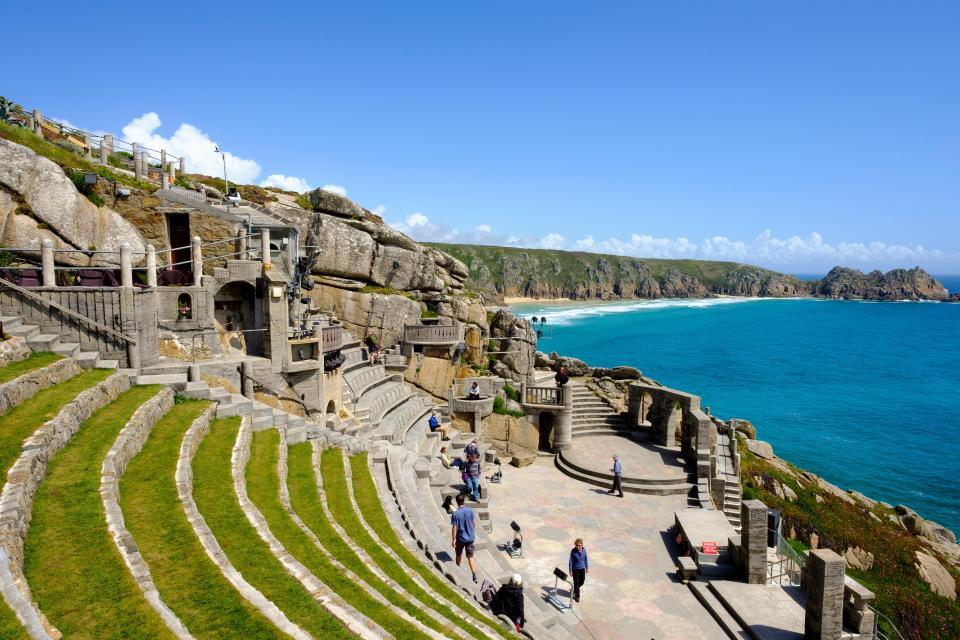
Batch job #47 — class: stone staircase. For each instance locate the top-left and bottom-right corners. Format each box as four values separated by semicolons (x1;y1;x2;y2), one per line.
716;430;742;532
568;382;633;438
0;314;119;368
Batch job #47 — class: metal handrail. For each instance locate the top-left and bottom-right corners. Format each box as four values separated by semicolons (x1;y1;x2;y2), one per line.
869;606;906;640
0;276;136;345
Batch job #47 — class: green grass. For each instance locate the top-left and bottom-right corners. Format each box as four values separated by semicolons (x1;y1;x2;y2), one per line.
248;432;427;640
120;400;282;639
23;385;173;639
288;442;463;638
333;450;514;640
192;418;352;639
0;352;61;384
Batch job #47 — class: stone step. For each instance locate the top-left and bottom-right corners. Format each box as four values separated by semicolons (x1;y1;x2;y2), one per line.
52;342;80;357
95;359;119;369
27;333;59;351
135;373;189;387
271;410;289;426
252;414;273;430
73;351;99;368
688;581;746;640
208;387;232;402
182;381;211;399
0;315;22;330
555;453;693;495
7;324;39;340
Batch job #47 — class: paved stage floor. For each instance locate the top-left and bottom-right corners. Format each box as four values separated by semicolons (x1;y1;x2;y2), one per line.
561;435;689;481
487;456;728;640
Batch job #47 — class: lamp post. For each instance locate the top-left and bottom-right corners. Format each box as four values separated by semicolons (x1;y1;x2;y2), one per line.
214;145;228;196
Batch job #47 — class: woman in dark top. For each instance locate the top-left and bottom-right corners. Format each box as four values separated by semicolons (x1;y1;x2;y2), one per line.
491;574;525;629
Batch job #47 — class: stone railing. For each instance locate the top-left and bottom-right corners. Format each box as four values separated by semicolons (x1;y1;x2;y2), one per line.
402;323;463;345
449;395;495;417
522;385;562;407
843;576;876;637
321;324;343;354
451;376;501;398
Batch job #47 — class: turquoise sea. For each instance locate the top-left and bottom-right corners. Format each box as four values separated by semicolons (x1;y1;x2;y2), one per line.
512;278;960;534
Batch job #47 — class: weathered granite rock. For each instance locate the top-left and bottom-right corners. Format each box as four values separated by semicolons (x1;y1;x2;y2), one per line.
0;335;30;367
590;365;642;380
548;352;590;376
0;139;145;265
745;439;774;460
844;546;875;572
310;284;420;348
534;351;555;368
489;310;537;382
727;418;756;439
814;266;948;301
307;188;367;218
915;551;956;600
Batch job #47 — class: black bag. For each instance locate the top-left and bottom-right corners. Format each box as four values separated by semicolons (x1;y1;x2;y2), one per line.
481;579;498;605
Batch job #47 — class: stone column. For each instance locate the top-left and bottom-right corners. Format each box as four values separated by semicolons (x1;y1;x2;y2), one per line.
120;242;133;289
260;228;271;266
145;244;157;287
82;134;91;159
179;157;185;174
805;549;845;640
741;499;768;584
237;228;248;260
40;239;55;287
104;133;114;154
133;143;142;180
191;236;203;286
240;361;255;399
32;109;42;135
553;386;573;452
160;149;167;174
99;137;108;164
140;152;149;182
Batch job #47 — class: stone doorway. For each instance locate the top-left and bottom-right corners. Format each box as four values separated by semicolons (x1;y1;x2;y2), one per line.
538;412;555;452
214;281;260;355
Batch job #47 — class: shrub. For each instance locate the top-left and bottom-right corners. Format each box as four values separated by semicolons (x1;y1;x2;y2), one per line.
503;383;520;403
493;396;525;418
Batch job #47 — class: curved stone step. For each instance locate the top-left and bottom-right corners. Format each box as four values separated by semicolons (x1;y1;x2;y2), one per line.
555;451;694;496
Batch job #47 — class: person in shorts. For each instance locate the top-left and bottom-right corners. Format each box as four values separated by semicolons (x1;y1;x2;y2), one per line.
451;493;479;583
428;410;450;440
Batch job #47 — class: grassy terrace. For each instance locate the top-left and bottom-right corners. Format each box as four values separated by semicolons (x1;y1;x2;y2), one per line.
248;431;427;639
0;352;61;385
287;441;463;638
192;417;352;639
23;385;172;639
120;400;281;639
332;450;514;640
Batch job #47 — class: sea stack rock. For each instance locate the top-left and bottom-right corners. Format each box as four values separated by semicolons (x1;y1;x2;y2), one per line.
813;266;948;301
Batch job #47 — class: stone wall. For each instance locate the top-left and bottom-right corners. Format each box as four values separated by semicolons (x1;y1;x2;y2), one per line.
0;372;129;639
403;354;471;400
310;285;420;349
0;336;30;368
0;357;82;414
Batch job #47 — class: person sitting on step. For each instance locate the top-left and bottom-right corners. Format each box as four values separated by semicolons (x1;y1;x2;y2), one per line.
428;410;450;440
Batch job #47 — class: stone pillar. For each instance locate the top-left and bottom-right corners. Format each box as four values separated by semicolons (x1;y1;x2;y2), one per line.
82;134;91;159
191;236;203;285
805;549;845;640
40;239;55;287
104;133;114;154
162;163;171;190
133;143;142;180
99;137;108;164
553;386;573;452
32;109;42;135
260;228;271;266
240;361;255;399
140;152;149;181
120;242;133;288
741;499;768;584
179;157;185;174
237;228;248;260
145;244;157;287
188;363;200;382
160;149;167;174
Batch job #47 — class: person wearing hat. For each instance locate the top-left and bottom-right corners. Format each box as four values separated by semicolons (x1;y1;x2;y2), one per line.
491;573;525;630
607;454;623;497
428;409;450;440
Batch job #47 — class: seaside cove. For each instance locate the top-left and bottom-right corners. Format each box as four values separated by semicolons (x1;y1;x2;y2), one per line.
513;296;960;535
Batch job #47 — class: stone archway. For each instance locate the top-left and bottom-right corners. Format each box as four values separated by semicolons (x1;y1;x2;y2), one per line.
326;400;336;415
214;281;260;355
538;412;555;452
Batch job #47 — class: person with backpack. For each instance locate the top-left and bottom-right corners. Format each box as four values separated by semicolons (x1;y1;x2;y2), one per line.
490;574;525;630
450;494;479;583
465;454;481;502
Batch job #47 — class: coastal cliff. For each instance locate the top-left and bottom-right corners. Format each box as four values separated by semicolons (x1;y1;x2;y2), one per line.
429;243;951;303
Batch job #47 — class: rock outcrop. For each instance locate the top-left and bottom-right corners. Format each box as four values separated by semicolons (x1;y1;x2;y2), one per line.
0;139;145;265
813;266;949;301
488;309;537;382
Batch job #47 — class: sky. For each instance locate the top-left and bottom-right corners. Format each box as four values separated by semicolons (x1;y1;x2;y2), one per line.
4;1;959;273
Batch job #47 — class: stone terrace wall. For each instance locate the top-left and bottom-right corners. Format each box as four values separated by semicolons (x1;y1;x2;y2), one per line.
0;358;82;414
0;336;30;367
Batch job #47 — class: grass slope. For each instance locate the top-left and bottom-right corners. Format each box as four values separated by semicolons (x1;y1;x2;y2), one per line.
331;450;514;640
120;400;281;639
0;352;61;385
192;417;351;639
248;431;427;640
23;385;172;640
288;442;464;637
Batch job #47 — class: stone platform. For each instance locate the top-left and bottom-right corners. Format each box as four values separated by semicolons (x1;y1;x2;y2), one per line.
555;435;694;496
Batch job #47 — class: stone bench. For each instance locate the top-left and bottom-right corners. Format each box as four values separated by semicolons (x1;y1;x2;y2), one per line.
677;556;698;582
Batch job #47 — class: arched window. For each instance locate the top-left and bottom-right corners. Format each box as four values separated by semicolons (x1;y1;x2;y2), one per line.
177;293;193;320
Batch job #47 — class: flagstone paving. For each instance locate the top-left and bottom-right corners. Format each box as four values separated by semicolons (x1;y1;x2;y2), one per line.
487;457;728;640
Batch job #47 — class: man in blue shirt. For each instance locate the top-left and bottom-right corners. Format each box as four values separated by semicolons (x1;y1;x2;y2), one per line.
427;410;450;440
450;493;479;583
607;454;623;497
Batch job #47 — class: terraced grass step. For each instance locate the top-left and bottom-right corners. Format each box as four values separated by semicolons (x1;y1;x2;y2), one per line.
192;417;353;639
22;385;175;639
248;430;430;639
120;399;282;639
343;452;516;640
0;352;61;385
286;441;463;638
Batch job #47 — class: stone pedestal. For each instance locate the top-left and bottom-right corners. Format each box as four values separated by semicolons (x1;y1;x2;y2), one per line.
741;499;768;584
804;549;845;640
553;385;573;452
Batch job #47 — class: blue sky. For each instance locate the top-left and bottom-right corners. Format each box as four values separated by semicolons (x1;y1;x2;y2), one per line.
5;2;959;272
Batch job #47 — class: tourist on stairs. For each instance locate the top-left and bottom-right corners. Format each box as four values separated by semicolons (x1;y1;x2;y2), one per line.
451;494;479;583
568;538;589;602
490;574;525;630
465;454;481;502
364;329;381;364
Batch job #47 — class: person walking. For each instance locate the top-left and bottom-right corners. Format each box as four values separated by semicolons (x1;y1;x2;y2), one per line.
451;494;479;583
568;538;588;602
465;454;481;502
607;454;624;497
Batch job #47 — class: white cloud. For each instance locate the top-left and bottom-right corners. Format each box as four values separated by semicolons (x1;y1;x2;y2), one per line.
537;233;566;250
259;174;310;192
121;112;261;183
575;235;595;250
371;204;387;217
321;184;347;196
475;224;492;234
406;212;430;227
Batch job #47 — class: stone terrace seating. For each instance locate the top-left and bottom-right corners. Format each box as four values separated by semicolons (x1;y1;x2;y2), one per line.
378;395;434;445
356;380;413;426
344;364;390;399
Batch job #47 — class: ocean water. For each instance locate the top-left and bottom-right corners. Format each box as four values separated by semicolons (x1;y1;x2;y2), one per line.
512;296;960;534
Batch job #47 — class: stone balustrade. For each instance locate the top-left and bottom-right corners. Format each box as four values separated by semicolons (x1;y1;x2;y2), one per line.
449;395;495;416
521;384;562;407
321;324;343;354
402;323;463;345
842;575;876;635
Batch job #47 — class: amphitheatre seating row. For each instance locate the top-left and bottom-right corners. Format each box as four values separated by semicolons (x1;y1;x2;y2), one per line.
355;379;411;423
345;364;389;399
379;395;434;444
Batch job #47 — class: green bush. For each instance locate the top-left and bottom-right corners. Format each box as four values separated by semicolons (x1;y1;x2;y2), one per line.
502;383;520;403
493;396;524;418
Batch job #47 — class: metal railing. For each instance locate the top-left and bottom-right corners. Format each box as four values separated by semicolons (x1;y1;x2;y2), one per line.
0;276;136;346
870;605;906;640
523;385;561;406
402;323;463;344
767;529;804;587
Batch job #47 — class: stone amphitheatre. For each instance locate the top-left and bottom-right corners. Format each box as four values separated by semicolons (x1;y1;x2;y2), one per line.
0;105;915;639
